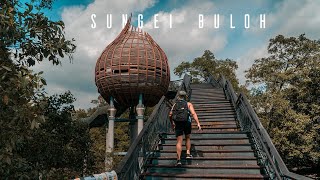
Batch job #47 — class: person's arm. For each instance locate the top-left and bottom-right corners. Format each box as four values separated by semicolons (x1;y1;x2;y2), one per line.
169;105;175;130
188;102;201;130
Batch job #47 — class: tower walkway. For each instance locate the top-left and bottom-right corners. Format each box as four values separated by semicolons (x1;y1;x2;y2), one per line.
115;74;310;180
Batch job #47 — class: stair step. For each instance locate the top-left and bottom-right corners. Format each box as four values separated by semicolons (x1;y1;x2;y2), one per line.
197;112;236;116
196;109;235;113
197;116;236;120
191;91;224;93
192;121;237;127
191;88;223;91
153;151;255;158
191;97;227;100
192;129;240;133
196;108;235;112
162;136;247;140
146;164;261;169
193;104;233;108
191;95;225;98
191;121;236;125
195;109;236;114
191;100;230;103
192;92;225;95
158;144;252;151
191;96;226;99
192;124;237;128
192;101;231;104
163;132;248;139
191;97;226;100
191;93;226;95
195;105;233;108
195;117;236;121
191;127;238;131
196;115;236;118
150;156;257;160
148;157;258;166
154;149;253;153
153;149;255;156
160;139;249;145
161;139;250;146
191;86;222;88
145;166;261;175
142;172;267;179
197;112;236;117
196;117;237;121
190;83;215;86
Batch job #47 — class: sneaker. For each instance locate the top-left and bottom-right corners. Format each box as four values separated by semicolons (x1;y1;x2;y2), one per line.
186;154;193;159
176;160;182;167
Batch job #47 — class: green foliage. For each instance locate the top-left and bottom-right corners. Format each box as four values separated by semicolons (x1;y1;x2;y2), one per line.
246;34;320;170
0;59;47;178
1;86;95;178
0;0;91;178
89;127;106;172
23;92;95;179
0;0;75;66
174;50;239;90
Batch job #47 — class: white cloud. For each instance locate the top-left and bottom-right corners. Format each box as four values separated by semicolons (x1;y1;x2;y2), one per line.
33;0;156;109
274;0;320;39
236;46;268;85
32;0;320;109
142;1;228;79
237;0;320;86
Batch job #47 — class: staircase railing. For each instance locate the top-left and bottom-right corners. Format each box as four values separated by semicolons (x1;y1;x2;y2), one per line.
115;74;192;179
207;74;311;180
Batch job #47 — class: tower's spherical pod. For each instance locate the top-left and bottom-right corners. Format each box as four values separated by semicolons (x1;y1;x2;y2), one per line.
95;19;170;107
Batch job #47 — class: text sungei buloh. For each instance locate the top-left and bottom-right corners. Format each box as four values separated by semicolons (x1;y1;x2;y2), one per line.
90;14;266;29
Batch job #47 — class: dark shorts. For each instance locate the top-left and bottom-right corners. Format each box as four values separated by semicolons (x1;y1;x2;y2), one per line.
174;121;192;137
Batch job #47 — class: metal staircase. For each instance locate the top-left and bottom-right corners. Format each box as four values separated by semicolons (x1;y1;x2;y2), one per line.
141;83;267;179
115;74;311;180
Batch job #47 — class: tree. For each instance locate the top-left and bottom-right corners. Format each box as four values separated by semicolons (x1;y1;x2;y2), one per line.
23;92;95;179
0;0;82;178
0;0;75;66
0;60;47;178
174;50;240;90
246;34;320;171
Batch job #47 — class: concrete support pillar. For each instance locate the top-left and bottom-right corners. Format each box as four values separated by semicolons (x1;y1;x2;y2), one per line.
106;96;116;170
136;93;145;135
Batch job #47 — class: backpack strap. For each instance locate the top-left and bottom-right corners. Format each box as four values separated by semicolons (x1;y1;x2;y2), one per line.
170;103;176;112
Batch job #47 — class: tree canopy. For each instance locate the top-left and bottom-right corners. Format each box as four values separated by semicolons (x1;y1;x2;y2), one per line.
0;0;75;66
174;50;240;90
246;34;320;171
0;0;96;178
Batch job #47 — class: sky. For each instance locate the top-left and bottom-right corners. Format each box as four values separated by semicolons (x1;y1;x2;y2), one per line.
30;0;320;109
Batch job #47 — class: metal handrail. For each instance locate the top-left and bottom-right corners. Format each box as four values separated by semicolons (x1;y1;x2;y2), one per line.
207;74;311;180
115;74;192;179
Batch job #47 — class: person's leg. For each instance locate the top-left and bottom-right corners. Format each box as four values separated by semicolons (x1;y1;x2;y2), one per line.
176;135;183;160
184;122;192;158
175;122;184;164
185;134;191;155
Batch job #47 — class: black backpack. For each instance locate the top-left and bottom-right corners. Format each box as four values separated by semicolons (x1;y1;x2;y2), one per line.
172;100;189;122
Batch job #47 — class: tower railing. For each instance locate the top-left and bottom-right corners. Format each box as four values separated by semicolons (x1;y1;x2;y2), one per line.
115;74;191;179
207;74;311;180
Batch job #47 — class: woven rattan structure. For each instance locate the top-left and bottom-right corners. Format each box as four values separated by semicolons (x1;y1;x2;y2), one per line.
95;18;170;107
